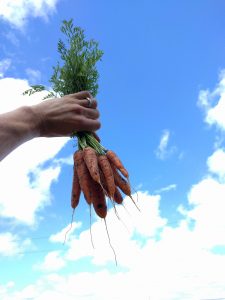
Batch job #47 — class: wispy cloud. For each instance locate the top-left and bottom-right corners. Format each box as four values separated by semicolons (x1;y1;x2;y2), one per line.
0;0;60;28
198;69;225;132
26;68;42;85
4;31;20;47
0;58;11;78
155;129;176;160
0;232;32;257
154;183;177;194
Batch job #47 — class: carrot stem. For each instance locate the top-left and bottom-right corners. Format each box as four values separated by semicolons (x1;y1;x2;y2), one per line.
75;132;106;154
85;133;106;154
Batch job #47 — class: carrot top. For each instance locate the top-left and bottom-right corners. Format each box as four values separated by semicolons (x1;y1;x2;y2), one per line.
23;19;104;152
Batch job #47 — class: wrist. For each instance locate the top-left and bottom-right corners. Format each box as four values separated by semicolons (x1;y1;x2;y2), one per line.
30;102;49;137
20;105;41;139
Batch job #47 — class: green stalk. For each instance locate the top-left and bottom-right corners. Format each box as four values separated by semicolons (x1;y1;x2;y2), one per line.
85;133;106;154
75;132;106;155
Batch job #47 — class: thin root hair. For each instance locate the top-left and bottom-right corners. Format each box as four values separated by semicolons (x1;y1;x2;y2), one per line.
104;218;118;266
89;204;95;249
63;208;75;245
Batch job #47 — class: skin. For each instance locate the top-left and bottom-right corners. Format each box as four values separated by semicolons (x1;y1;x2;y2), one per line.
0;91;100;161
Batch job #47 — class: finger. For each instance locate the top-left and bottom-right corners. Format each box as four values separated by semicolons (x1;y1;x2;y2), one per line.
82;107;100;119
78;118;101;132
79;98;97;109
71;91;93;100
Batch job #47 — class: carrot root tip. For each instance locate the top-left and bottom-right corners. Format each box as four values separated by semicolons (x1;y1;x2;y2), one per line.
129;195;141;212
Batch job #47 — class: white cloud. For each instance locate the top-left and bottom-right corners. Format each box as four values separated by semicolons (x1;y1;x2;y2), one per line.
63;192;167;267
0;0;60;28
0;77;42;112
10;147;225;299
0;58;11;78
185;177;225;248
0;281;15;298
2;184;225;298
34;250;66;272
0;158;62;224
0;77;69;225
0;232;31;257
207;95;225;130
50;221;82;244
198;69;225;131
155;129;176;160
207;148;225;180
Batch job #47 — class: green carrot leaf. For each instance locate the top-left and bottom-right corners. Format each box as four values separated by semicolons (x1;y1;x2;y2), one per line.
50;19;103;97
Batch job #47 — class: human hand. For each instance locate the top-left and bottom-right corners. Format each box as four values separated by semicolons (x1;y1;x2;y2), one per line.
31;91;101;137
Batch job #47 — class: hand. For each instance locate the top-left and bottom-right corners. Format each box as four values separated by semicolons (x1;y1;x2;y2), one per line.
31;91;101;137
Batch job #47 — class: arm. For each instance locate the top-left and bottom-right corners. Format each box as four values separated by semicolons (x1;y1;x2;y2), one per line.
0;106;39;161
0;91;100;161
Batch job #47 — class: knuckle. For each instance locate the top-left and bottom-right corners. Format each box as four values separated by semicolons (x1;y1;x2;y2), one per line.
74;105;83;115
95;121;101;130
85;91;92;98
92;100;98;108
80;90;92;99
95;109;100;118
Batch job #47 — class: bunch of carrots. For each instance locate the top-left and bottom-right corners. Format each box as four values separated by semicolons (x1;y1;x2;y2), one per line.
23;19;138;263
71;132;138;219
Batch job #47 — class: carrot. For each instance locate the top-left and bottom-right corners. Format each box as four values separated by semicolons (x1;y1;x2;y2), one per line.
64;162;81;244
91;180;107;218
71;164;81;209
110;163;131;196
74;150;94;205
98;155;115;198
83;147;101;184
113;187;123;205
99;169;109;196
106;150;129;178
111;163;140;211
74;149;107;217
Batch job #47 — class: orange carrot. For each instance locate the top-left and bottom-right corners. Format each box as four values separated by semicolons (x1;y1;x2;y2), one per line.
98;155;115;198
83;147;101;183
71;163;81;209
74;150;94;205
74;150;107;217
112;187;123;205
91;180;107;218
110;163;140;211
106;150;129;178
99;169;109;196
110;163;131;196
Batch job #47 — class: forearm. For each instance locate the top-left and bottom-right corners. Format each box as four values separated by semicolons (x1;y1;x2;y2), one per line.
0;106;39;161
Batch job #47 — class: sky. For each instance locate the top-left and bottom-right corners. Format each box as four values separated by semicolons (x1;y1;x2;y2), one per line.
1;0;225;299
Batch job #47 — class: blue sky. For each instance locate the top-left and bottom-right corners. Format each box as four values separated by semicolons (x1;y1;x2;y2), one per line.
1;0;225;299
